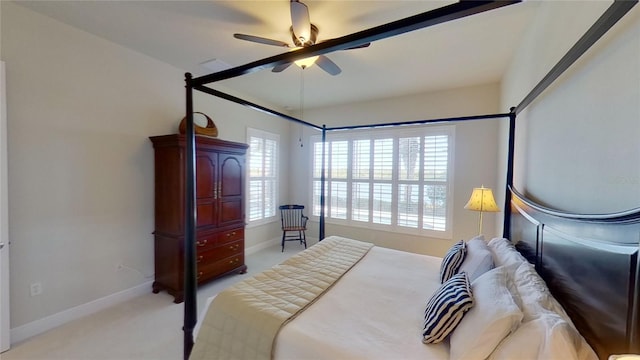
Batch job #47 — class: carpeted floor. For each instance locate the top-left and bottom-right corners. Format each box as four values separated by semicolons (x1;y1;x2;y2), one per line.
2;241;310;360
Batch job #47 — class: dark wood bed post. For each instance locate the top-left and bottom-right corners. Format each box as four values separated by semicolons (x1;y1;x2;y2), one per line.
183;73;197;360
632;249;640;353
319;125;326;241
502;107;516;238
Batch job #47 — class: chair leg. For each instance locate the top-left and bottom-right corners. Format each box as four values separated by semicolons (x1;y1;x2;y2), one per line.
281;231;285;252
302;230;307;249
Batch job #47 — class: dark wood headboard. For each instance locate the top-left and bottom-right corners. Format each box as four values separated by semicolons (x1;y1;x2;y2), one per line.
508;188;640;359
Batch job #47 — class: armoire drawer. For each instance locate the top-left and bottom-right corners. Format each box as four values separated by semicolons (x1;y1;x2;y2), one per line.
196;240;243;265
195;227;244;251
219;228;244;244
197;254;244;283
194;230;219;252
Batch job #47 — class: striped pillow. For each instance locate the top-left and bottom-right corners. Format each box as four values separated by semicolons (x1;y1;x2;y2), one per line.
423;272;474;344
439;240;466;283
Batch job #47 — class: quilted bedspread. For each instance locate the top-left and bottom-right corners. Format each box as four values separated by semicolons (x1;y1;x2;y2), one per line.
189;236;374;360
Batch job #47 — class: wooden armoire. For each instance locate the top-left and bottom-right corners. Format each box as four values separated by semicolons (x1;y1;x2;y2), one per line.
149;134;249;303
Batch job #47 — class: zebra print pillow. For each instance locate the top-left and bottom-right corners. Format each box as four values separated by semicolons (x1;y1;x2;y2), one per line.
439;240;466;283
423;272;474;344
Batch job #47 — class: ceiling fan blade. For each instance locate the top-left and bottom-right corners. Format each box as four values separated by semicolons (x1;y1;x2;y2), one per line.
272;62;293;73
233;33;290;47
316;55;341;76
290;1;311;44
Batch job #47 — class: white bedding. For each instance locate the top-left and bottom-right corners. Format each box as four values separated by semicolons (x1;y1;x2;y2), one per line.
276;246;448;359
195;237;597;360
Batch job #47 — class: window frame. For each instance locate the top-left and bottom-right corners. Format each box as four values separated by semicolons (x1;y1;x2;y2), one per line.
246;127;280;227
309;125;455;239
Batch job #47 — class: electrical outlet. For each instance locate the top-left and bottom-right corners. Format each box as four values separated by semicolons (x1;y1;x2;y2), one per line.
30;282;43;297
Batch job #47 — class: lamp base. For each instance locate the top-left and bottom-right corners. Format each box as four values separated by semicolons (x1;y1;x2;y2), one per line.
477;211;484;236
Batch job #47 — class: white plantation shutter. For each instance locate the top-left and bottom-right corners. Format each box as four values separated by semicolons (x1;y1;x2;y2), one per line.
424;184;447;231
423;135;449;231
312;180;325;216
313;142;324;178
331;141;348;179
311;125;454;238
247;128;279;224
371;139;394;225
397;137;421;229
352;182;369;222
352;140;370;179
372;183;392;225
373;138;393;180
331;181;348;219
263;139;277;218
424;135;448;181
399;137;421;181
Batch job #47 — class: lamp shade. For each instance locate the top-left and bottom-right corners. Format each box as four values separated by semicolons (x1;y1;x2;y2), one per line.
464;187;500;212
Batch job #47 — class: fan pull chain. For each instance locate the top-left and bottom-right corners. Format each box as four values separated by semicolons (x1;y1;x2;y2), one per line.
299;69;305;147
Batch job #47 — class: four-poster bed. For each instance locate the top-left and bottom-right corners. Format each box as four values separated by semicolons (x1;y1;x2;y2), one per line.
177;1;639;359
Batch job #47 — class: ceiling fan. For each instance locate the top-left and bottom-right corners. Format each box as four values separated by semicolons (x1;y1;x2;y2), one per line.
233;0;370;75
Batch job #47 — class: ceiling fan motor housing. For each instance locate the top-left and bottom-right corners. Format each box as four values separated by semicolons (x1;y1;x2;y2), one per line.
291;24;319;47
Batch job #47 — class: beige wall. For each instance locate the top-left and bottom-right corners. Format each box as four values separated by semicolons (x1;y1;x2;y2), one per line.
500;1;640;217
1;2;288;330
293;83;505;257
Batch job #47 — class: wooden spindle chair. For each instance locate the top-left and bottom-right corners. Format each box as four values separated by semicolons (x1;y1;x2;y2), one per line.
279;205;308;252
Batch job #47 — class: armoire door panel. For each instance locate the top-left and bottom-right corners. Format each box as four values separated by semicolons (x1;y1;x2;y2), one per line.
196;201;215;228
219;199;243;225
196;153;216;199
220;155;243;197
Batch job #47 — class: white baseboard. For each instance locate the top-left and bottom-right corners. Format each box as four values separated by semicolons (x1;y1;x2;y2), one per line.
10;281;153;345
245;237;280;255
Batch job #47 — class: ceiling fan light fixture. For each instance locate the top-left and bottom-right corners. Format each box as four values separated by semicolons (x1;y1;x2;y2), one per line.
233;2;359;76
294;55;319;69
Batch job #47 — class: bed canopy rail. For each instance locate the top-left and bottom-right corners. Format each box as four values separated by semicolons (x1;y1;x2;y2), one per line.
324;112;511;131
182;0;637;358
192;85;323;130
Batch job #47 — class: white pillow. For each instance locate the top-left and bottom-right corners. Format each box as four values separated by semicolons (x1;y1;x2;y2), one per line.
449;266;523;360
511;261;572;323
459;236;494;282
487;237;528;278
488;312;597;360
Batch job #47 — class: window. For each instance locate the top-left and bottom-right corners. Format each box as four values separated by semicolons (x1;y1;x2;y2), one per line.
247;128;279;225
311;125;454;238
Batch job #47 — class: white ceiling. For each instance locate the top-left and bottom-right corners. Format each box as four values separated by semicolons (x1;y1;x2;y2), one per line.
14;0;541;110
